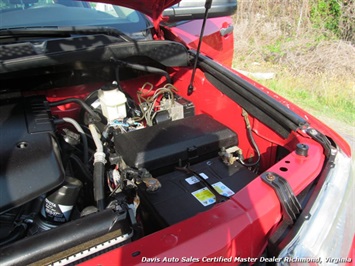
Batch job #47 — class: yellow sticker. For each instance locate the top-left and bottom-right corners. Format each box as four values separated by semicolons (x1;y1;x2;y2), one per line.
192;182;234;206
192;187;216;206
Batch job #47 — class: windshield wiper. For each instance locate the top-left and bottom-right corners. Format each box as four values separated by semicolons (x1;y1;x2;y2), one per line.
0;26;134;42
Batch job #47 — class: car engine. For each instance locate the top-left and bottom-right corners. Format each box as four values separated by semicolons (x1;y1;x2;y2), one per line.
0;77;258;264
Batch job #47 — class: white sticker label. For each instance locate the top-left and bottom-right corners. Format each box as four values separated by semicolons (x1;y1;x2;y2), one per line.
185;173;209;185
191;182;234;206
91;99;101;109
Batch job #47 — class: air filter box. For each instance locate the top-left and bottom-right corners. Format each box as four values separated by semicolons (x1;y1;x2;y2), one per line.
113;114;238;171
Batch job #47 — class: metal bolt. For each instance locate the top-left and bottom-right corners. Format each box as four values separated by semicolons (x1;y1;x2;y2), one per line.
309;128;317;135
266;173;275;181
330;147;337;156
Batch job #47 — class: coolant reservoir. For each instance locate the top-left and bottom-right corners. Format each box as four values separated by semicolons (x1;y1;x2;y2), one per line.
98;84;127;121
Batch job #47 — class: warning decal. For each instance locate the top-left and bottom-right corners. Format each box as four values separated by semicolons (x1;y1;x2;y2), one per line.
192;182;234;206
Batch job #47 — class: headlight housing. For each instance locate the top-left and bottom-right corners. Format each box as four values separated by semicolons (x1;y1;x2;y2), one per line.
278;150;354;265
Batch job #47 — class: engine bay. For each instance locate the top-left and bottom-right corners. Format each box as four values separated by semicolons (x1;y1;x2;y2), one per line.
0;72;263;262
0;36;315;264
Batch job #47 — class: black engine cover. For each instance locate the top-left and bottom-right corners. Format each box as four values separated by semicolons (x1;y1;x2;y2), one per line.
0;96;64;213
114;114;238;172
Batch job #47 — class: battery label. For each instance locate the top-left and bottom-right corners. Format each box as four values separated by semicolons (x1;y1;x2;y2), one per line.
191;182;234;206
212;182;235;197
185;173;208;185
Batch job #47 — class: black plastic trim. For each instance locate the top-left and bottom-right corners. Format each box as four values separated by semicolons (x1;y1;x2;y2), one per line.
195;53;308;138
0;40;189;74
0;209;131;266
261;172;302;225
267;148;336;256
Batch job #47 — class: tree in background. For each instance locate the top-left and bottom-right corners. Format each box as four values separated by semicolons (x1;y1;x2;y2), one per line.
310;0;353;42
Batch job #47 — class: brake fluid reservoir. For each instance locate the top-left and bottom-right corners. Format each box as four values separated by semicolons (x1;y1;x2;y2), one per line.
98;84;127;121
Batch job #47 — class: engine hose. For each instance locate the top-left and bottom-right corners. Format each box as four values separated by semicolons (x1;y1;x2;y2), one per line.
89;124;107;211
239;127;261;167
49;98;101;123
240;109;261;167
69;154;92;182
93;161;105;211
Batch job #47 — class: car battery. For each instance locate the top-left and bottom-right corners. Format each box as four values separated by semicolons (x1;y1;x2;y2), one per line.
138;157;257;227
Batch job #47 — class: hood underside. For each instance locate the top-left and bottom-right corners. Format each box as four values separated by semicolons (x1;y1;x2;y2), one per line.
89;0;181;20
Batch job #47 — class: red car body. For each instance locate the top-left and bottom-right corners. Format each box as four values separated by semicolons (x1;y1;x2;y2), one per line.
0;0;353;265
166;16;235;67
67;66;351;266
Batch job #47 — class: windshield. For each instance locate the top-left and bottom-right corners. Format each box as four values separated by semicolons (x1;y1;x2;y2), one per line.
0;0;152;39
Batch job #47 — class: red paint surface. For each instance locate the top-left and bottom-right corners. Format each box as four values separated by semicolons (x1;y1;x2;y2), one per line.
169;17;234;66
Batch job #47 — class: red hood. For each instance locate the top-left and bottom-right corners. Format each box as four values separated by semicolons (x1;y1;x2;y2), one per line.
86;0;181;38
90;0;180;20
